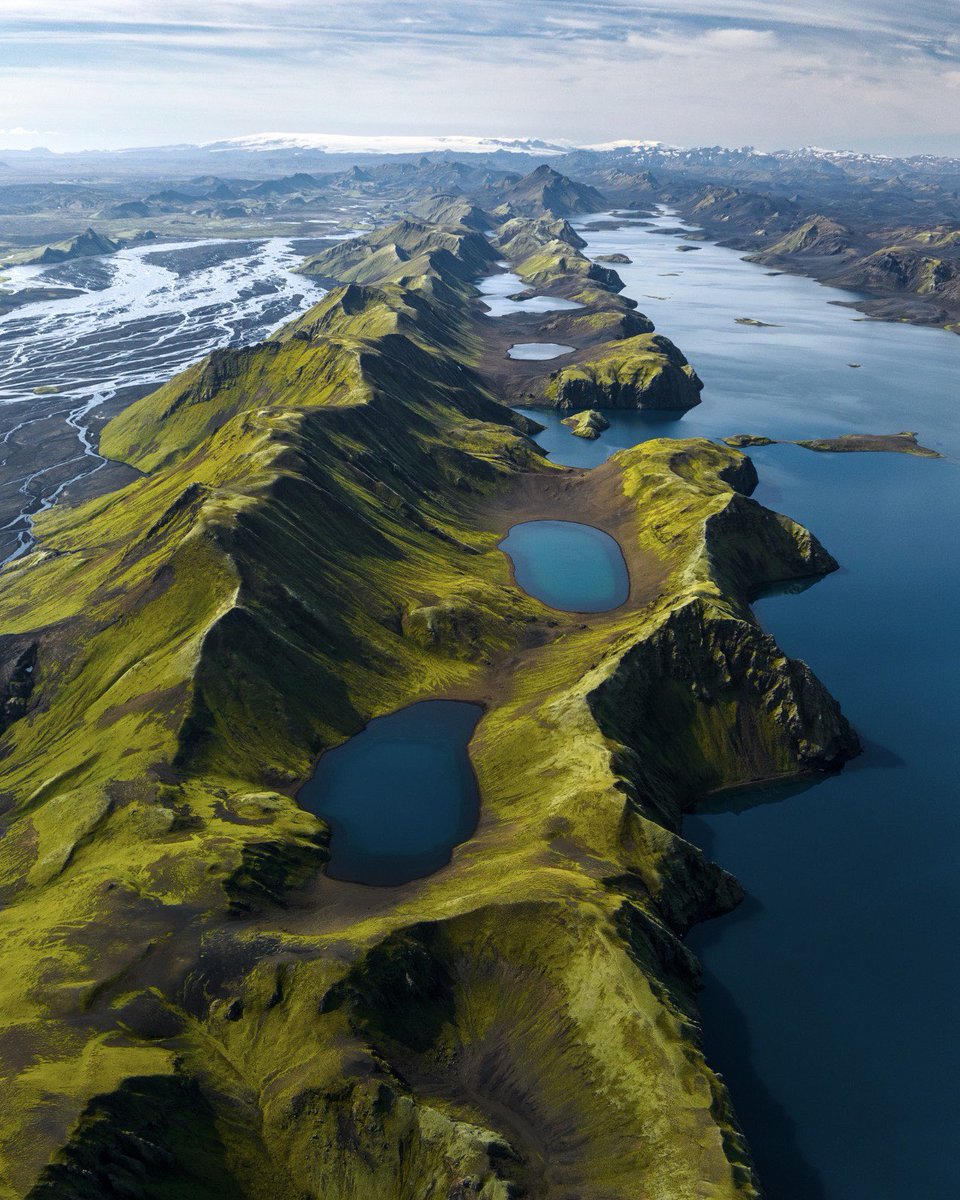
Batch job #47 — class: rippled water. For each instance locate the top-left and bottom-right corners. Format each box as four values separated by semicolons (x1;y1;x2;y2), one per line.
0;237;324;560
517;209;960;1199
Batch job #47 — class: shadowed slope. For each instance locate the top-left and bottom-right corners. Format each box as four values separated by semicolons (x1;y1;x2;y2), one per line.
0;214;857;1199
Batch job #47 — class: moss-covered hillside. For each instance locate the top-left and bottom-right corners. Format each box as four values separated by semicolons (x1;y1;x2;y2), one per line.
544;332;704;412
0;212;857;1199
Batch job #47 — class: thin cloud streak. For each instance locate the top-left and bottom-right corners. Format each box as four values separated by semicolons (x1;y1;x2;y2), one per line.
1;2;958;154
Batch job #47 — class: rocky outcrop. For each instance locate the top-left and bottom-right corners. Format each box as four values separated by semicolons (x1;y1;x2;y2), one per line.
478;164;607;218
724;434;775;448
724;431;940;457
546;333;703;411
492;214;587;259
0;638;38;737
561;408;609;438
38;228;119;264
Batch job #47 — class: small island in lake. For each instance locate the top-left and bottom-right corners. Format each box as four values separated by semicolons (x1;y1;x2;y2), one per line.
561;408;611;438
723;431;941;457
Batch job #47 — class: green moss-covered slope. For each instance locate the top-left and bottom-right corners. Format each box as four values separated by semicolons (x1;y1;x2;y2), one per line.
0;214;857;1199
543;332;704;411
297;218;500;286
492;215;587;260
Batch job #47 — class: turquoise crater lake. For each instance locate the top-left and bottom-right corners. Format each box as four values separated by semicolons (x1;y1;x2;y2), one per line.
298;700;482;886
500;520;629;612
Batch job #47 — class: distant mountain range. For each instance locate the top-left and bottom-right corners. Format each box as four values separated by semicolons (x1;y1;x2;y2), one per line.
200;134;960;173
3;134;960;184
202;133;574;156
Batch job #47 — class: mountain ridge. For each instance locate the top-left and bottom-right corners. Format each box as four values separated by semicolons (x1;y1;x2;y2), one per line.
0;204;859;1197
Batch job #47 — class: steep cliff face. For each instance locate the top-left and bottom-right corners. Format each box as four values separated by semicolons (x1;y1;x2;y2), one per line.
545;333;703;411
561;408;609;438
592;598;856;817
492;215;587;259
0;214;857;1199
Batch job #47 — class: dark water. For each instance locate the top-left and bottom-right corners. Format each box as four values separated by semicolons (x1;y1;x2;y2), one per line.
687;447;960;1199
298;701;482;886
500;519;629;612
516;210;960;1199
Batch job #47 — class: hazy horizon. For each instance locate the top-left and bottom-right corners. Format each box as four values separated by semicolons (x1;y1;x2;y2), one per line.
3;1;960;157
2;131;959;161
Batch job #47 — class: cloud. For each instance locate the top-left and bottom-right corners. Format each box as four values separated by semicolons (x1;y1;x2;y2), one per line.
699;28;778;50
1;2;959;154
0;126;57;137
626;26;779;58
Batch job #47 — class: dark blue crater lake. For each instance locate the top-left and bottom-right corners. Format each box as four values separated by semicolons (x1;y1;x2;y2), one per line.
499;519;629;612
298;700;482;886
519;208;960;1200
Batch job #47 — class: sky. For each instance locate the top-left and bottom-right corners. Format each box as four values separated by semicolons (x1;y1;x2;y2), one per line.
2;1;960;156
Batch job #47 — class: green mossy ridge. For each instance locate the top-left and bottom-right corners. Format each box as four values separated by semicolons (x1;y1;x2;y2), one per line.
514;239;625;294
0;214;856;1198
544;332;704;412
296;218;501;288
408;194;496;232
491;215;587;260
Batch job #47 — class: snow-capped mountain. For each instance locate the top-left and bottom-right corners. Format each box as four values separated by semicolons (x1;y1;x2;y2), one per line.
582;139;679;153
203;133;574;156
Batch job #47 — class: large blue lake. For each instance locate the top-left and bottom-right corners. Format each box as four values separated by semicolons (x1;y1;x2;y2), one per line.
298;700;482;886
517;209;960;1199
500;519;629;612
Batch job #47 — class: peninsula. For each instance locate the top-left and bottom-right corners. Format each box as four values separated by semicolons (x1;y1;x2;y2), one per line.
0;191;859;1198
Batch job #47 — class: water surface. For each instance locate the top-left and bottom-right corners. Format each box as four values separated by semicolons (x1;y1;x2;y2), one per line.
507;342;575;360
500;519;629;612
520;209;960;1199
298;700;482;886
477;266;583;317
